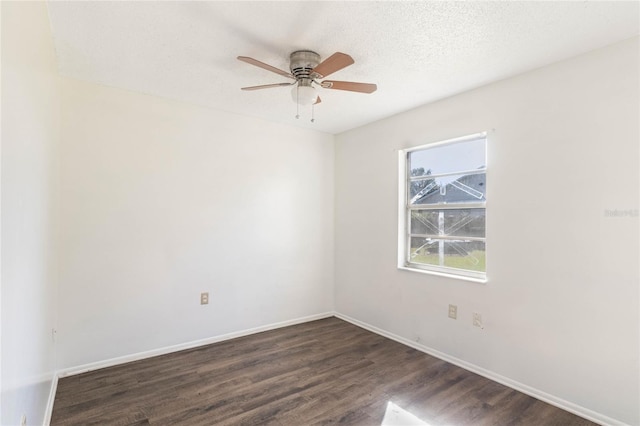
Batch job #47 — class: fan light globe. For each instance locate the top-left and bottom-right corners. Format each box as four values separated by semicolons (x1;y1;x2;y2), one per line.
291;85;316;105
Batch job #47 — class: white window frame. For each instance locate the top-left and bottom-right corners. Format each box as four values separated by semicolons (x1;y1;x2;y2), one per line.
398;132;487;283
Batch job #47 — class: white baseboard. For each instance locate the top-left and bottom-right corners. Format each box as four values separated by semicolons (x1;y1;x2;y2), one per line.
334;312;627;426
57;312;334;378
42;373;58;426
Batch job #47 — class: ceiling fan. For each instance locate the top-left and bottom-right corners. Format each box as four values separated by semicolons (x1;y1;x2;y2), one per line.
237;50;377;108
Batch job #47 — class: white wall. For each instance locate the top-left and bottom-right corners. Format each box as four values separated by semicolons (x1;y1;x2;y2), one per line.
57;78;335;369
335;37;639;425
1;2;60;425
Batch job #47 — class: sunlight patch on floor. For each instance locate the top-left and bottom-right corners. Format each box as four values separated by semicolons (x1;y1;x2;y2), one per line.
381;401;430;425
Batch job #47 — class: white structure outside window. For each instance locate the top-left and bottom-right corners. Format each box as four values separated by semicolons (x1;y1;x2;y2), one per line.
398;133;487;281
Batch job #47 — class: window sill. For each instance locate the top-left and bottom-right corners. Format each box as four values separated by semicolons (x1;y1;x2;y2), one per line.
398;266;488;284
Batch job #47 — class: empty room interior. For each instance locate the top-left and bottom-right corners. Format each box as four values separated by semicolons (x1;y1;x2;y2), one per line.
2;1;639;425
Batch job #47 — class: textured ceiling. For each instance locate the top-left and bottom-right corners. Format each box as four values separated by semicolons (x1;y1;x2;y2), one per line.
47;1;639;134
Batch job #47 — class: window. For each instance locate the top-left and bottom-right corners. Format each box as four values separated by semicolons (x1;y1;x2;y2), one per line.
399;133;487;281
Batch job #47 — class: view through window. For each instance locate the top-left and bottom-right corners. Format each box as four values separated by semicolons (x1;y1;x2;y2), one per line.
401;133;487;280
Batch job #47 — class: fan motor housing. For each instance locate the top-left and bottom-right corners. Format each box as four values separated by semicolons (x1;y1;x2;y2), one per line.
290;50;320;80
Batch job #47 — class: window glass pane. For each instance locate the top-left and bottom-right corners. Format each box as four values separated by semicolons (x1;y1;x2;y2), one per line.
409;237;486;272
409;172;485;205
410;209;485;238
408;137;486;177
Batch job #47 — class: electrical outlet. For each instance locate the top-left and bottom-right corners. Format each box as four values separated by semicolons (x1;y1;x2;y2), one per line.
20;414;27;426
448;304;457;319
473;312;483;328
200;292;209;305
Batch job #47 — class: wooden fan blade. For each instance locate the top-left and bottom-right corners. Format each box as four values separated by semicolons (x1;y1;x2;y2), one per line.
238;56;295;80
311;52;354;78
241;82;295;91
321;80;377;94
314;96;322;105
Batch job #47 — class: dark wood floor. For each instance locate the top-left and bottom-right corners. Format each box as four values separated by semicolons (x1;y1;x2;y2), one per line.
51;317;596;425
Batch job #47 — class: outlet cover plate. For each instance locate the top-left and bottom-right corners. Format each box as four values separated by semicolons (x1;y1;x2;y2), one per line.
448;304;457;319
473;312;483;328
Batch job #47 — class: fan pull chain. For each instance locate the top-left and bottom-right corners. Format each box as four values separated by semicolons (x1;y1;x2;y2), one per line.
295;86;300;119
311;103;315;123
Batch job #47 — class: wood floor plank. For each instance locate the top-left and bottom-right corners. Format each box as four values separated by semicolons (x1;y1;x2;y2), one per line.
51;317;596;425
